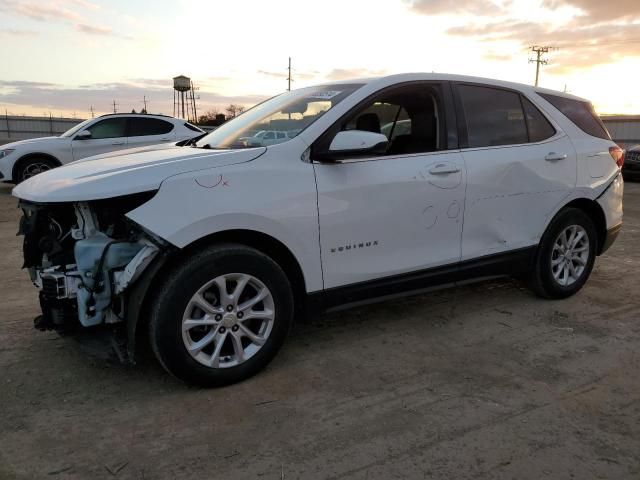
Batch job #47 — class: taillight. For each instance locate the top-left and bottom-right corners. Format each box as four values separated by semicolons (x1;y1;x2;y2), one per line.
609;146;625;168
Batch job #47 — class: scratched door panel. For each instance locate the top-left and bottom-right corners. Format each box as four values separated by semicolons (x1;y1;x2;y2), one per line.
314;151;466;289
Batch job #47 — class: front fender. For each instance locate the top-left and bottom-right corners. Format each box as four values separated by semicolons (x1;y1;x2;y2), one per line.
126;153;323;292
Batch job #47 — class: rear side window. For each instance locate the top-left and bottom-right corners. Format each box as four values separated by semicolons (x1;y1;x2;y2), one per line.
458;85;528;148
522;97;556;142
538;93;610;140
128;117;174;137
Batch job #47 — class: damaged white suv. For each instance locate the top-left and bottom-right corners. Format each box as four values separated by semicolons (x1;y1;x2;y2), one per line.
13;74;624;387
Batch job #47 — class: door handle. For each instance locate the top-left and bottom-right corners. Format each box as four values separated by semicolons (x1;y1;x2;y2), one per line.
429;164;461;175
545;152;567;161
111;141;125;145
160;137;170;141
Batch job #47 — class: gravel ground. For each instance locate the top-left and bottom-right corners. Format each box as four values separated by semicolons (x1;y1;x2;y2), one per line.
0;181;639;480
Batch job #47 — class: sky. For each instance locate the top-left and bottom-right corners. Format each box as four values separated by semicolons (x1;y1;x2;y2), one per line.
0;0;639;119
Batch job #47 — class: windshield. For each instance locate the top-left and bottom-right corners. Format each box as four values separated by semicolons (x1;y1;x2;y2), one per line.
195;83;363;149
60;118;94;137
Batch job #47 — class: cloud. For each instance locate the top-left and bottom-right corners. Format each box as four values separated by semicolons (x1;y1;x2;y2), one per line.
543;0;640;21
258;70;286;78
446;17;640;73
75;23;112;35
0;28;38;37
483;52;514;62
0;0;128;39
0;79;269;117
0;0;83;22
325;68;389;81
409;0;505;16
258;69;319;81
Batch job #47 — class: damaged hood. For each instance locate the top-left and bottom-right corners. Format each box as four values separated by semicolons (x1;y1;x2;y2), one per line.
12;146;266;203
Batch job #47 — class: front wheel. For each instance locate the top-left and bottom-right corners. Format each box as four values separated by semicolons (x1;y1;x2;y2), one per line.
16;157;56;183
149;244;294;387
528;208;597;299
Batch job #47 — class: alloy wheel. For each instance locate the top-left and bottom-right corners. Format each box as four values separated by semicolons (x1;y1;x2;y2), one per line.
181;273;275;368
551;224;590;287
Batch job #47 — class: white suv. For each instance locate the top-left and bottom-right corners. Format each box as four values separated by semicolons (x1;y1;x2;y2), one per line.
13;74;624;387
0;113;204;183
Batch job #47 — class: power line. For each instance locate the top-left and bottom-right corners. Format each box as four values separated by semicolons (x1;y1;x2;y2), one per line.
529;45;556;87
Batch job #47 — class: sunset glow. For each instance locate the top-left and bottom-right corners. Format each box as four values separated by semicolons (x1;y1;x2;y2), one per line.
1;0;639;117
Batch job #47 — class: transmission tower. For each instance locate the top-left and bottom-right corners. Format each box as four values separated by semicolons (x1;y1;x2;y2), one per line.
529;46;555;87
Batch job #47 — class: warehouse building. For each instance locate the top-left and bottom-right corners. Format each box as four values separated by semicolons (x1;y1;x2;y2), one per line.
601;115;640;149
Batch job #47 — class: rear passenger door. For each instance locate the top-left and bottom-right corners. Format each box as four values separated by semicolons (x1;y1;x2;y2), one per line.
127;117;175;149
453;83;577;261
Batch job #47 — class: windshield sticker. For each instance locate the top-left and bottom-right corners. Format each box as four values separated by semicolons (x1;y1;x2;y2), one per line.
307;91;342;100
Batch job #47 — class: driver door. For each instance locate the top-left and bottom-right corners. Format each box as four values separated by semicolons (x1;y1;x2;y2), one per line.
312;82;467;291
71;117;129;161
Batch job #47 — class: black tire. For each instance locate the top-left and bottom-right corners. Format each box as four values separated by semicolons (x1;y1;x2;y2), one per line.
15;157;56;183
528;208;597;299
149;243;294;387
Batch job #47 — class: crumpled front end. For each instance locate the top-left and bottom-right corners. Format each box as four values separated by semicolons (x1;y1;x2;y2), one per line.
18;191;166;360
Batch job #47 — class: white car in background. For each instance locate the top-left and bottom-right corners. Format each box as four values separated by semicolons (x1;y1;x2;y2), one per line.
246;130;290;146
13;73;624;387
0;114;204;183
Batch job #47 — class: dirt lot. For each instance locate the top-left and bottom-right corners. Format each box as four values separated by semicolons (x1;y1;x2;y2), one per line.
0;181;639;480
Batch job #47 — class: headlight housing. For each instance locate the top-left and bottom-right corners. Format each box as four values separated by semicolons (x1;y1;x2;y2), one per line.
0;149;15;159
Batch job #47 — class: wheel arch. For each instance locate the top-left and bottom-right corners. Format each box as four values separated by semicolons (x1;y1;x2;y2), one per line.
181;229;308;300
127;228;309;360
551;198;607;255
12;152;61;181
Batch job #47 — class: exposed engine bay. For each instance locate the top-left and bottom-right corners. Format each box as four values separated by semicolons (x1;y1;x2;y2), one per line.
18;192;163;355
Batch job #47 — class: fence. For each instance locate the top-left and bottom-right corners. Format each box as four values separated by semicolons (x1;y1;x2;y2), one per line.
0;114;84;146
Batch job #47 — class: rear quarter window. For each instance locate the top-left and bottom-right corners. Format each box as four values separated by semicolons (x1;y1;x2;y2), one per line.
184;122;203;133
522;97;556;142
538;93;610;140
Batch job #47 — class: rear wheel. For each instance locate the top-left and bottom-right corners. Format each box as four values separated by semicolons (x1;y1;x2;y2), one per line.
149;244;293;387
529;208;597;299
16;157;56;183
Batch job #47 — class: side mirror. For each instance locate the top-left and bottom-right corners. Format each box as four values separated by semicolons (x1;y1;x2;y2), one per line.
325;130;388;160
75;130;92;140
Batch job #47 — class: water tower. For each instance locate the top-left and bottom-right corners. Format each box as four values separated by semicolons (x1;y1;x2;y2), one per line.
173;75;198;123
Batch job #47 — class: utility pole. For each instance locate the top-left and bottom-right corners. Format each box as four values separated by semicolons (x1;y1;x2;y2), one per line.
287;57;292;91
142;95;148;113
528;46;554;87
112;100;118;114
90;106;95;118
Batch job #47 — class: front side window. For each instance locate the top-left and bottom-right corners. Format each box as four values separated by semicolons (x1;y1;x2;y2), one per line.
61;118;93;137
458;85;528;148
85;118;127;140
538;93;610;140
195;83;363;149
128;118;174;136
327;83;445;157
